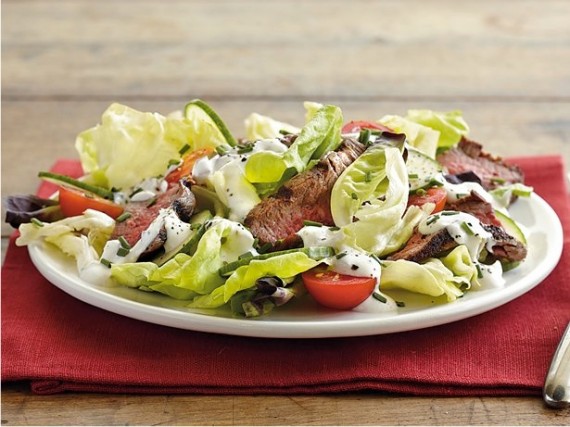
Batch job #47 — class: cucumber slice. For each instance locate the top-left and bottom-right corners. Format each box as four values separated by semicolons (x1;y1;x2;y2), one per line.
38;171;114;200
219;246;335;277
406;148;443;192
495;210;527;245
152;211;213;266
184;99;237;147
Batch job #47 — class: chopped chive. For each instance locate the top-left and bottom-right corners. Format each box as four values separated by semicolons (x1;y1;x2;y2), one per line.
476;264;483;279
441;211;460;216
117;247;130;257
116;212;131;223
408;173;419;179
370;253;384;266
168;159;180;167
414;188;427;196
335;252;347;260
372;292;387;303
220;236;227;245
215;145;228;155
129;188;143;198
31;218;44;227
358;128;371;145
461;221;475;235
303;220;323;227
118;236;131;249
279;129;292;135
237;144;253;154
364;171;372;183
455;193;468;199
396;301;406;307
100;258;112;268
426;215;440;226
178;144;191;155
257;242;272;253
238;251;254;260
190;223;202;230
351;192;358;200
328;226;340;231
146;197;158;208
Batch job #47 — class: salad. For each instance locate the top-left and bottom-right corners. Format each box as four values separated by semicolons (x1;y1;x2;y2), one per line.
5;101;533;317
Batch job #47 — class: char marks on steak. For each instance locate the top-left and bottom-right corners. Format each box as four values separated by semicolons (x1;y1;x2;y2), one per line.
244;138;366;251
446;191;502;227
437;137;524;190
389;191;526;264
111;182;196;257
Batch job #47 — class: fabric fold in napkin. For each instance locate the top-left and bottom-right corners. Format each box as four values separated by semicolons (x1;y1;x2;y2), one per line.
2;156;569;396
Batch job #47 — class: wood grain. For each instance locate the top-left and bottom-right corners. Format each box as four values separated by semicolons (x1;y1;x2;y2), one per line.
3;0;570;99
1;381;569;426
2;0;570;425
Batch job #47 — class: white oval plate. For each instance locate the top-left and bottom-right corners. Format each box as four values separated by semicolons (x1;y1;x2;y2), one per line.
29;194;563;339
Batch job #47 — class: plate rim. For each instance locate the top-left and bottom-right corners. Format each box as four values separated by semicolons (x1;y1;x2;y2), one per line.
28;193;564;339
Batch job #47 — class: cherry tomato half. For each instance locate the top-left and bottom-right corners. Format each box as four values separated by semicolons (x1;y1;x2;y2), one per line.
166;147;214;184
301;267;376;310
407;187;448;214
58;186;124;219
341;120;393;134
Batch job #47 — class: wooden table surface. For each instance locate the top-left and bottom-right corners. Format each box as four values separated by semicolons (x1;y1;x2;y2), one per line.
2;0;570;425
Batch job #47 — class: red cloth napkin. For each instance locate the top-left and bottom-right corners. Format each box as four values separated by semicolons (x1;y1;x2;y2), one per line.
2;157;569;396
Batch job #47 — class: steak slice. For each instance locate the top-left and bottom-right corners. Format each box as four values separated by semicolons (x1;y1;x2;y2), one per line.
389;193;527;264
437;137;524;190
445;191;502;227
244;138;366;251
111;182;196;256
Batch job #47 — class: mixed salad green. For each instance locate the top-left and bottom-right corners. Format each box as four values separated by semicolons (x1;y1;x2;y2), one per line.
8;101;532;317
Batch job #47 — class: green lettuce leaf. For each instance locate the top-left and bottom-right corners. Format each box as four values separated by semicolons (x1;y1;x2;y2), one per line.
331;145;429;256
111;218;256;298
244;113;300;141
16;209;116;277
76;103;193;190
380;246;479;301
406;109;469;149
188;252;319;309
378;115;440;158
244;105;342;193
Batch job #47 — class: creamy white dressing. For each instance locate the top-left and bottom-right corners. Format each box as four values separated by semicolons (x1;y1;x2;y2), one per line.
208;217;258;263
353;287;398;313
442;180;494;205
100;209;169;266
163;209;193;253
113;176;170;204
192;138;288;185
475;260;505;289
418;211;495;260
297;225;346;249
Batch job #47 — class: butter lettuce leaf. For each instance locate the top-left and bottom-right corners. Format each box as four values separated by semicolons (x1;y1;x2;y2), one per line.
76;103;193;190
244;105;342;193
380;246;480;301
378;115;440;158
188;252;319;309
332;145;428;256
406;109;469;149
244;113;300;141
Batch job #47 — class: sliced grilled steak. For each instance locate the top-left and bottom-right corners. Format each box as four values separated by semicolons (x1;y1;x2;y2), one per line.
445;191;502;227
111;182;196;256
387;229;456;263
437;137;524;190
389;191;526;264
244;138;366;251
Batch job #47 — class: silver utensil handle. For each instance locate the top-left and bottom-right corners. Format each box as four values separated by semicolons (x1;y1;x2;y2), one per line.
544;321;570;408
